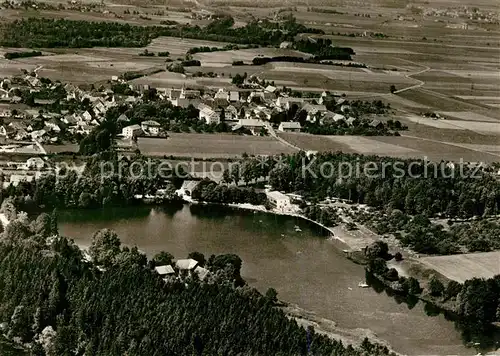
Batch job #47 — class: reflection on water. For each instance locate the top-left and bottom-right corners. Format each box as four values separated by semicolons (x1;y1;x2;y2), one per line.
366;271;500;353
59;205;476;355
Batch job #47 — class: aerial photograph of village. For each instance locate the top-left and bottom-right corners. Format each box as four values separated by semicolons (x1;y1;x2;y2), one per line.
0;0;499;354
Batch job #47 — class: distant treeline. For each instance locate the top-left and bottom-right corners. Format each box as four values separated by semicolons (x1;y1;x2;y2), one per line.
293;39;355;60
307;7;345;14
0;16;323;48
251;54;355;66
4;50;42;60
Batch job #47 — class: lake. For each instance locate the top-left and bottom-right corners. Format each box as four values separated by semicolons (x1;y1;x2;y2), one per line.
59;204;474;355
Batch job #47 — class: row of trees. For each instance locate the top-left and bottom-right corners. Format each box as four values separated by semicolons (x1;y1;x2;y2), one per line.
4;50;42;60
0;213;396;356
191;179;267;206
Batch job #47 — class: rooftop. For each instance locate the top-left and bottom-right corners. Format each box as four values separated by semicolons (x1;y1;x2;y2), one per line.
155;265;175;275
176;258;199;270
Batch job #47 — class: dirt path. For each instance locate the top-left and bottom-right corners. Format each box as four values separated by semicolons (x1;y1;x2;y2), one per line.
393;58;431;94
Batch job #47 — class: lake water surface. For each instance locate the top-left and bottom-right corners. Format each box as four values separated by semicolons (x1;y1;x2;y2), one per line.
59;204;475;355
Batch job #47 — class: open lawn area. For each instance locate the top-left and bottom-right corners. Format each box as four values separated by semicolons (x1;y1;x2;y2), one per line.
137;133;297;158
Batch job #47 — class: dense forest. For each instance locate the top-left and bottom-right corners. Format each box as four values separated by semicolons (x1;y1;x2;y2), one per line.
223;152;499;219
0;15;324;49
353;209;500;254
0;212;396;355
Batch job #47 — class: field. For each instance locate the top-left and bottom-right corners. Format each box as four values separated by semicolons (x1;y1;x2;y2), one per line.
137;133;298;158
278;132;500;163
419;251;500;283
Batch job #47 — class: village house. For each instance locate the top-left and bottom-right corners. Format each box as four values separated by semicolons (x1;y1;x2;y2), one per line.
141;120;161;136
224;105;239;121
253;106;272;121
276;97;305;110
278;121;302;133
25;157;45;170
82;111;92;122
302;104;327;122
122;124;143;138
30;129;48;141
62;115;78;126
0;109;11;118
44;118;61;133
198;103;220;125
214;88;229;102
229;91;240;102
266;191;292;211
235;118;265;134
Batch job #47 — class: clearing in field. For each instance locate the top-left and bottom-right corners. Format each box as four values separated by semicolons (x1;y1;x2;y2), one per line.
137;134;297;158
419;251;500;283
194;48;311;66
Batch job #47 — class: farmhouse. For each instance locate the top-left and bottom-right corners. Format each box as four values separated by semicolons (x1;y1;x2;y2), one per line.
266;191;291;211
278;121;301;133
122;124;143;138
141;120;161;136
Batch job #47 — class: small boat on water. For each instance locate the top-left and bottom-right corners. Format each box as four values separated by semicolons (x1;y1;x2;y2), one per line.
358;282;369;288
294;225;302;232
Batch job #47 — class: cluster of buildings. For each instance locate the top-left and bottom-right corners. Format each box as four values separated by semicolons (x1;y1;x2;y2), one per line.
154;258;210;282
0;156;51;188
420;6;499;23
152;84;361;135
